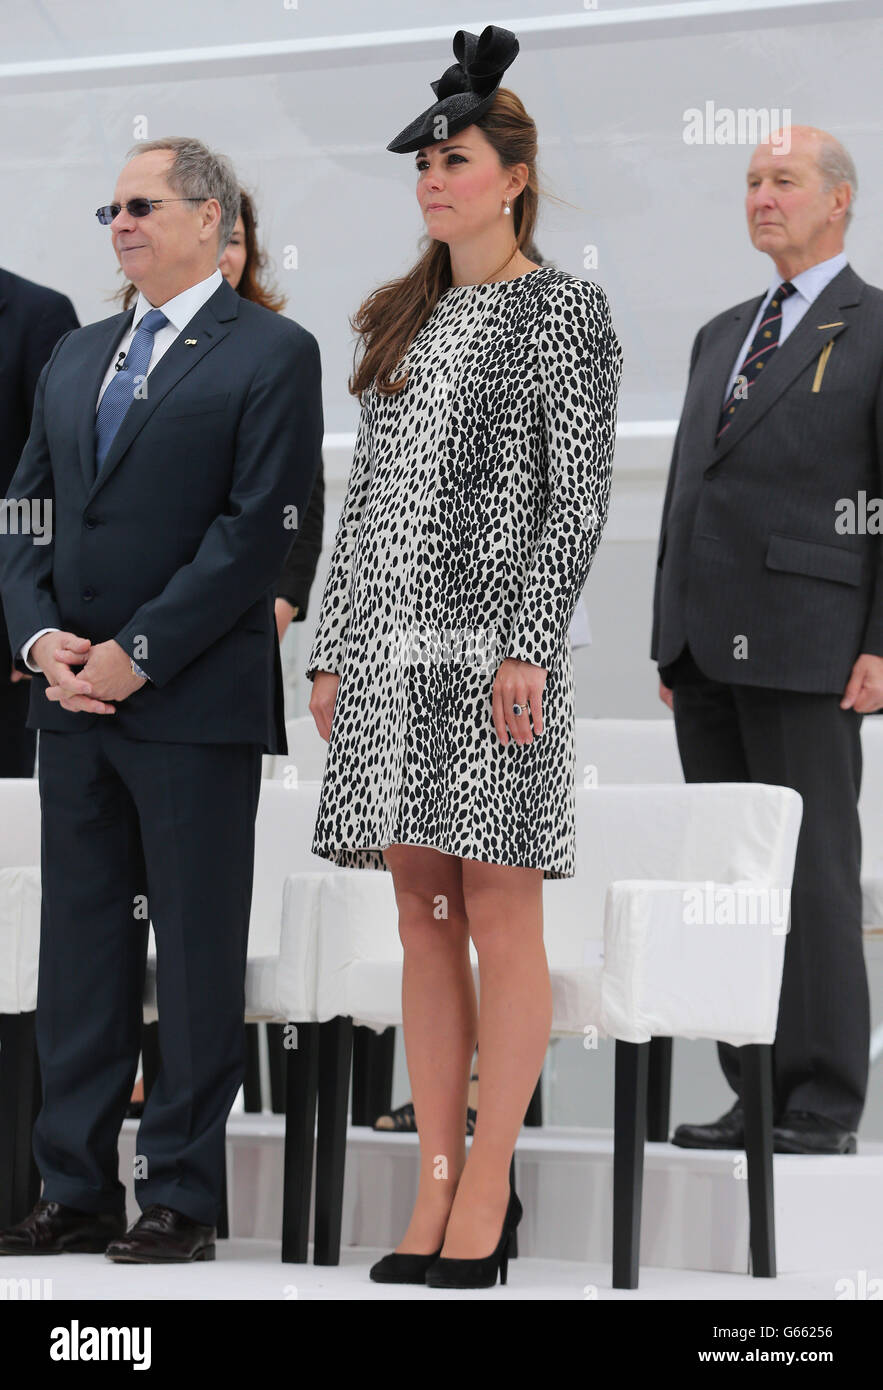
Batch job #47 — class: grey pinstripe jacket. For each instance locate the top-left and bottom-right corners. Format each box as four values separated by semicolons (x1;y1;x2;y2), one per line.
652;263;883;693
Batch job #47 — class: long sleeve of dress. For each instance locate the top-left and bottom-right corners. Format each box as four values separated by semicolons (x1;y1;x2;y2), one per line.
503;278;622;674
305;394;374;682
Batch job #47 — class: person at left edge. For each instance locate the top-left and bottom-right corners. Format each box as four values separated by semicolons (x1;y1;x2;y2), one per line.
0;266;79;776
0;136;323;1262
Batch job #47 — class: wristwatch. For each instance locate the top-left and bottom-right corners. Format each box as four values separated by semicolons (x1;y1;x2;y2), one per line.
130;657;148;680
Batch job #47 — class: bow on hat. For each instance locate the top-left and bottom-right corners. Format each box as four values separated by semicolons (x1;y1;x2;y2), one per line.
431;27;520;102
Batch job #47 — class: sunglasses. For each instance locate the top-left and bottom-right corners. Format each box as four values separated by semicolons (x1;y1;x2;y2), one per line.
95;197;206;225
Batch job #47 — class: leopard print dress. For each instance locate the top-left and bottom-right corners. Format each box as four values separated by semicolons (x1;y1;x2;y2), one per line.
305;265;622;878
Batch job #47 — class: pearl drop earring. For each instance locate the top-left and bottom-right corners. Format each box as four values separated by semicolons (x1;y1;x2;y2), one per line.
503;197;511;216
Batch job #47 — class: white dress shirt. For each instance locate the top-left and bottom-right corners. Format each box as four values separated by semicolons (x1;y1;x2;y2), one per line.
21;267;224;672
722;250;848;406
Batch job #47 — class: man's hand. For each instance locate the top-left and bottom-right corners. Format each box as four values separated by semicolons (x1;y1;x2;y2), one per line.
841;653;883;713
658;678;674;711
10;664;32;684
492;657;547;746
75;640;147;704
31;631;116;714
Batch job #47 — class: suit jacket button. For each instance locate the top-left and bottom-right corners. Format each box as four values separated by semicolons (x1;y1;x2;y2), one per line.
84;515;97;529
83;588;95;601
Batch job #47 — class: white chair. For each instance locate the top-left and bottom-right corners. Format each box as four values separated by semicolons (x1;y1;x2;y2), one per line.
576;712;883;932
574;715;684;786
0;769;335;1238
0;779;42;1225
290;781;802;1285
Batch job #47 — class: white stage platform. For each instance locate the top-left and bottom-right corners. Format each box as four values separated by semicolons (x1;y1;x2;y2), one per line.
0;1240;860;1302
115;1117;883;1283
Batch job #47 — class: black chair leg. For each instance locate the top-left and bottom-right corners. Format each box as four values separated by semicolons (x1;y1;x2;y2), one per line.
141;1020;160;1096
646;1037;673;1141
314;1016;354;1265
366;1027;395;1125
243;1023;262;1112
350;1026;371;1126
281;1021;318;1262
612;1039;649;1289
267;1023;286;1114
351;1025;395;1126
217;1140;229;1239
741;1043;776;1277
0;1012;42;1226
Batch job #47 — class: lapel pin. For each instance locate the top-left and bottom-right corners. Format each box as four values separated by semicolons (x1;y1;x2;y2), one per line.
184;338;198;345
816;322;844;329
812;339;835;393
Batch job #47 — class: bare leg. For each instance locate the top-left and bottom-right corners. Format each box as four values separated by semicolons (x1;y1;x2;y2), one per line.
383;844;477;1253
440;858;550;1259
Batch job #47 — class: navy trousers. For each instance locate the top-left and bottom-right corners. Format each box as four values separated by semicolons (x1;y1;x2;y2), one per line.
33;723;263;1225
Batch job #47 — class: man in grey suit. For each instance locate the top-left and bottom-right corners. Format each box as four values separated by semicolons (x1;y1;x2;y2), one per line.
652;126;881;1154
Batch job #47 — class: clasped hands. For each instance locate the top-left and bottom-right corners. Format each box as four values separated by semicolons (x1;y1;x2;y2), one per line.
31;631;146;714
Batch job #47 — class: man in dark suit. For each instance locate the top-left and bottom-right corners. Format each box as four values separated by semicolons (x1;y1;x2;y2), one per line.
0;136;322;1259
652;126;880;1155
0;269;79;775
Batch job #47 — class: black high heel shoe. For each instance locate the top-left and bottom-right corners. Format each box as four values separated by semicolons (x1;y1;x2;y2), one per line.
369;1245;444;1283
425;1182;523;1289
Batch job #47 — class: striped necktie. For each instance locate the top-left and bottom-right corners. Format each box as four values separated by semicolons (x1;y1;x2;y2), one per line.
716;281;797;440
94;307;169;474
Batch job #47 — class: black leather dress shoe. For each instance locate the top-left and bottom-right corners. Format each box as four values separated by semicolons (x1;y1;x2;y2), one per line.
105;1204;216;1263
671;1101;744;1149
0;1199;126;1255
773;1111;857;1154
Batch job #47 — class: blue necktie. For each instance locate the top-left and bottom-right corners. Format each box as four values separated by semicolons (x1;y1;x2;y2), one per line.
94;307;169;474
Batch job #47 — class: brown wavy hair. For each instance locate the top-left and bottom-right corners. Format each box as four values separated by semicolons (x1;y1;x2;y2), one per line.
350;87;562;401
111;188;286;312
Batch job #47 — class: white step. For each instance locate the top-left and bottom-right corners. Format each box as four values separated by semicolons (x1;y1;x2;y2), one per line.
119;1117;883;1276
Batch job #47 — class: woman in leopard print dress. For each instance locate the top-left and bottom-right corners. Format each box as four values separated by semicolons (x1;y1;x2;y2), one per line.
306;30;622;1286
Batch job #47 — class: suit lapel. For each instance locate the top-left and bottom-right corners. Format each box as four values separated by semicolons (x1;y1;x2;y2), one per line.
81;278;239;500
711;264;861;463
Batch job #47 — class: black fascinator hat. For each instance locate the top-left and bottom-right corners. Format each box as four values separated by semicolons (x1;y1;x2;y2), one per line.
387;25;520;155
